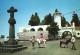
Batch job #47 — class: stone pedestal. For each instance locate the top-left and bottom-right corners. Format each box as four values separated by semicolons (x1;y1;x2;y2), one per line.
0;6;27;52
0;45;27;52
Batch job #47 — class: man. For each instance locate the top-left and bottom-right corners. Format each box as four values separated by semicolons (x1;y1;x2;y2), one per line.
71;35;76;50
32;36;35;49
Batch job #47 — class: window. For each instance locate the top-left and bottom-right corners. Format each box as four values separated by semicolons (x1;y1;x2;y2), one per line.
77;33;80;35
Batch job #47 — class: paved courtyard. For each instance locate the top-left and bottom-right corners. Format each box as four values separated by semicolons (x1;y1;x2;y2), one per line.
0;40;80;55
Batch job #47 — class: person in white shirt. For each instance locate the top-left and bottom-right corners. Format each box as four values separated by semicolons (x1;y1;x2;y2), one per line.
71;35;76;50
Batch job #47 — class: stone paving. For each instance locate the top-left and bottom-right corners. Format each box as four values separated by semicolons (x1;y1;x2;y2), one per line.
0;40;80;55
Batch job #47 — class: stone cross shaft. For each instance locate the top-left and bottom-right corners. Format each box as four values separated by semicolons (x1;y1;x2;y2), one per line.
7;6;17;18
7;7;18;45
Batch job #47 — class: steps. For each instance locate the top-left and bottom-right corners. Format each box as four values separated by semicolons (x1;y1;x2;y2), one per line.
0;45;27;52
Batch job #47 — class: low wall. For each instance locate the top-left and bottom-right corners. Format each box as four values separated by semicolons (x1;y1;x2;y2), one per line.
18;31;48;40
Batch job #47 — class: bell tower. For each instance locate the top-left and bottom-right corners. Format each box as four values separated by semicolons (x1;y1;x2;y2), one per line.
53;9;62;29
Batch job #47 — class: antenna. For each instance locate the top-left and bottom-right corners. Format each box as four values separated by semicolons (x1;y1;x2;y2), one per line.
63;9;80;16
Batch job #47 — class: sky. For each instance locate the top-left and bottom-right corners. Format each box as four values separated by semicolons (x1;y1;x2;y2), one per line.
0;0;80;39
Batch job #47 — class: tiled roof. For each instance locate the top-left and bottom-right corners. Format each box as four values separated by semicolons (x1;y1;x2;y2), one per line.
53;12;62;15
75;26;80;29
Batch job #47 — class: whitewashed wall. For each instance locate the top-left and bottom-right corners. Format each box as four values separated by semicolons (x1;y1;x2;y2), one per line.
54;13;61;28
19;25;50;32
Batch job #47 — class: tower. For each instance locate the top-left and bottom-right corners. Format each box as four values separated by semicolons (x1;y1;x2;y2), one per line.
53;11;62;29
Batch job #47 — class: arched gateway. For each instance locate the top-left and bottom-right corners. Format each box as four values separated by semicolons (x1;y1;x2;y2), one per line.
58;26;74;39
62;31;72;39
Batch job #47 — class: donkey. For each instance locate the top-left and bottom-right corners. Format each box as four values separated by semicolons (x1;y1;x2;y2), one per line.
37;38;46;48
60;38;71;48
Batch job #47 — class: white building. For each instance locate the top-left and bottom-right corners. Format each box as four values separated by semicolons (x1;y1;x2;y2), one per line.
18;11;80;40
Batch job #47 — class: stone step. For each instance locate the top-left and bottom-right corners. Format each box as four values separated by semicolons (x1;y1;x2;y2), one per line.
0;46;27;52
0;45;23;48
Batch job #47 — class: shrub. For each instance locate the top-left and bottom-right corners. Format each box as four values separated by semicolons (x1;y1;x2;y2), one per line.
1;35;5;38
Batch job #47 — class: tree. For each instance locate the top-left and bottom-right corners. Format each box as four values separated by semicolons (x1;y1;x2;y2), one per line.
40;20;46;25
66;21;70;27
1;35;5;38
7;36;9;38
61;16;67;27
28;12;40;26
79;20;80;26
28;14;35;26
71;13;80;26
47;21;60;39
23;28;27;32
40;13;53;25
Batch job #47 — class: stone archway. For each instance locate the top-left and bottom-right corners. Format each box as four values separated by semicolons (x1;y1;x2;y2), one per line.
62;31;72;39
38;28;43;31
30;28;35;31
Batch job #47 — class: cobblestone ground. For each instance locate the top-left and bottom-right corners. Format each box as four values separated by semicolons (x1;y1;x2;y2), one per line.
0;40;80;55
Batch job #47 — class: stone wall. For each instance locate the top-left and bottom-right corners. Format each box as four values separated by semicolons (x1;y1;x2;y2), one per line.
18;31;48;40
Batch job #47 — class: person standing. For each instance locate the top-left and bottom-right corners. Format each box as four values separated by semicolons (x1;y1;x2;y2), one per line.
32;36;35;49
71;35;76;50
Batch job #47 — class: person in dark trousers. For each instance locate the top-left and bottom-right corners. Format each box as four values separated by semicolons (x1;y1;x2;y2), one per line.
32;36;35;49
71;35;76;50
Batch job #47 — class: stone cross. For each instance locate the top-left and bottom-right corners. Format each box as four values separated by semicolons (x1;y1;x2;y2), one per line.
7;6;17;18
7;6;18;45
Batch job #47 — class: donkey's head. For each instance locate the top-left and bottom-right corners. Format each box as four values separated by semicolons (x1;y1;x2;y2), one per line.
67;38;71;43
